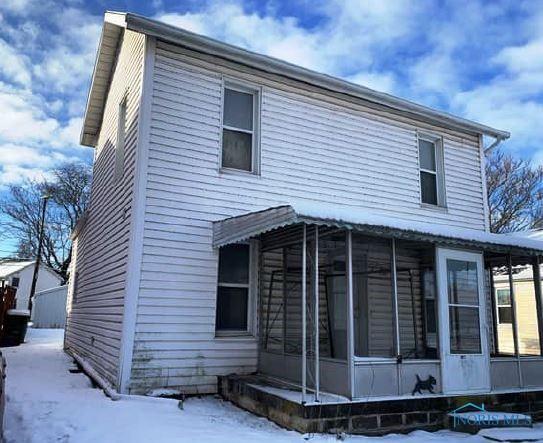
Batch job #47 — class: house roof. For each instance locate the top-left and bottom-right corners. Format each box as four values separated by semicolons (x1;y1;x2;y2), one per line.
212;203;543;255
0;260;35;278
81;11;510;147
0;260;62;281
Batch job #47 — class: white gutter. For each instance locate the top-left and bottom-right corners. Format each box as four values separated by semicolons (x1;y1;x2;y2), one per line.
483;135;507;154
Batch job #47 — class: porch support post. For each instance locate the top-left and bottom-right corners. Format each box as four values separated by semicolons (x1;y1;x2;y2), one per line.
314;225;320;402
532;256;543;356
488;261;500;355
391;238;401;395
301;224;307;404
282;247;287;355
346;230;355;399
507;254;522;387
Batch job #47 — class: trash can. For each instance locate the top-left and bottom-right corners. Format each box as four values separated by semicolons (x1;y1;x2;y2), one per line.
2;309;30;346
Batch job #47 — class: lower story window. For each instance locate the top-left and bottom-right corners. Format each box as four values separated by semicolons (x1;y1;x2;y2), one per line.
216;244;250;332
496;288;513;324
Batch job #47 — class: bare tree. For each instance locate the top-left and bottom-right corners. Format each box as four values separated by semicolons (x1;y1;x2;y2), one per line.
0;162;92;282
486;149;543;233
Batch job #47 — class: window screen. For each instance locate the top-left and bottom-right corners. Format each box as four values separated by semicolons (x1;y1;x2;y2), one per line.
352;234;395;357
222;86;257;172
216;244;250;331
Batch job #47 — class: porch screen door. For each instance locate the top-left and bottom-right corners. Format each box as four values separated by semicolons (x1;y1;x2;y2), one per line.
437;248;490;394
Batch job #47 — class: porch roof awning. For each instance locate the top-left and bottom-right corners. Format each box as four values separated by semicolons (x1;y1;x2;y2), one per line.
212;202;543;255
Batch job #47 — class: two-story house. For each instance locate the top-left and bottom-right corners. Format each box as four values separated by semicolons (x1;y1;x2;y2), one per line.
65;12;543;434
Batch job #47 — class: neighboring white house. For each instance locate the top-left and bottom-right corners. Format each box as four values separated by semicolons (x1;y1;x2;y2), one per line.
0;260;62;310
65;11;543;431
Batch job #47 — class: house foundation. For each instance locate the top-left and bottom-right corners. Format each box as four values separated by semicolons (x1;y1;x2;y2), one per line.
219;375;543;435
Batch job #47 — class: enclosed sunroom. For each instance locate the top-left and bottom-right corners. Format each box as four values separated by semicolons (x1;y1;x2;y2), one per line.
213;204;543;405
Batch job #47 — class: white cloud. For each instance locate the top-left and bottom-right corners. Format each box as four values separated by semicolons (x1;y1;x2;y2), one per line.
409;52;459;98
0;0;31;14
0;144;51;166
0;165;50;186
494;37;543;74
0;2;97;190
32;8;101;94
346;71;397;94
157;0;417;75
451;8;543;156
0;39;31;86
158;6;330;72
0;143;69;185
53;117;83;147
0;83;59;143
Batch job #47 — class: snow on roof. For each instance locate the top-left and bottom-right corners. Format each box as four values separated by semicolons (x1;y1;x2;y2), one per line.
0;260;35;278
213;202;543;253
506;229;543;241
291;201;543;252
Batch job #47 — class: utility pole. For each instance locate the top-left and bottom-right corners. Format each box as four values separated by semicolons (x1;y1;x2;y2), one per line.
28;195;51;313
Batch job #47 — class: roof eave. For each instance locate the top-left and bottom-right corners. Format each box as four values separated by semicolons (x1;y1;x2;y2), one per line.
81;11;510;148
123;12;509;140
80;12;128;147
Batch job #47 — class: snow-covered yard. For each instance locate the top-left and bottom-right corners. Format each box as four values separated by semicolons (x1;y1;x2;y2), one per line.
3;329;543;443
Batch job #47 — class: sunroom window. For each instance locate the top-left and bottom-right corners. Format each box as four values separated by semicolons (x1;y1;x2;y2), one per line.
496;288;513;324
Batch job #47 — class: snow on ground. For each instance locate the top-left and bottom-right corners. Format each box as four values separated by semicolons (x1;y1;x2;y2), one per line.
3;329;543;443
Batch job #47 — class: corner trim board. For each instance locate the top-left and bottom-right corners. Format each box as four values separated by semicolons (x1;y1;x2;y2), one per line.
479;134;491;232
118;35;156;394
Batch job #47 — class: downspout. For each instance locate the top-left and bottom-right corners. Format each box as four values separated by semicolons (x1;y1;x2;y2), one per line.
481;134;508;231
483;135;507;154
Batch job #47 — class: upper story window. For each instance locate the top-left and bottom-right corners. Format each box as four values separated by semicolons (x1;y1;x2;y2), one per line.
114;96;127;182
221;82;260;173
418;134;446;207
216;243;251;333
11;277;19;288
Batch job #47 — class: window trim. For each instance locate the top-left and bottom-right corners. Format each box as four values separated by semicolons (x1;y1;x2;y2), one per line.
417;132;446;208
219;78;261;175
215;241;258;337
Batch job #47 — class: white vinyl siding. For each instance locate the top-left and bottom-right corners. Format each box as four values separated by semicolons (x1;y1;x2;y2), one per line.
64;30;146;388
126;40;488;395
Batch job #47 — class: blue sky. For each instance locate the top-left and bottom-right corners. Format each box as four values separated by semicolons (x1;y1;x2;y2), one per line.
0;0;542;254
